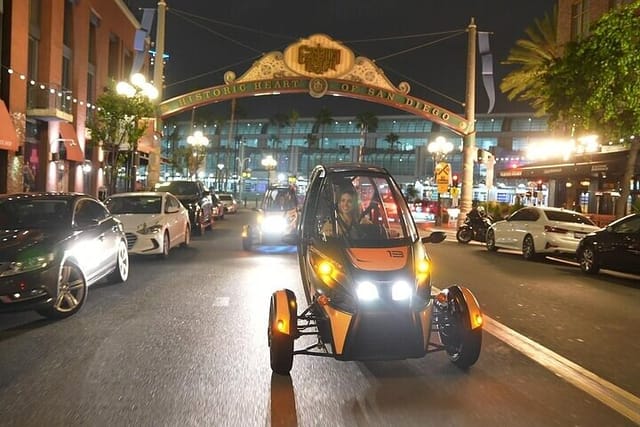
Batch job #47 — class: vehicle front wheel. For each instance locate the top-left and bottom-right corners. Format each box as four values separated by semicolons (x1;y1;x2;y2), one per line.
194;213;205;236
108;239;129;283
158;231;170;259
36;260;87;320
181;226;191;248
522;235;538;261
268;290;296;375
456;227;473;244
579;245;600;274
438;288;482;369
486;229;498;252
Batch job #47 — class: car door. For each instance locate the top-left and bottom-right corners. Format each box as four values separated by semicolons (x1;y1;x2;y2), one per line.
499;209;531;249
600;215;640;274
165;194;184;247
72;198;115;281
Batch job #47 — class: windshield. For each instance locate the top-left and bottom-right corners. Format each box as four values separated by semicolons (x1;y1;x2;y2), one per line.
156;181;198;196
0;198;71;229
105;196;162;215
263;188;297;211
318;172;413;246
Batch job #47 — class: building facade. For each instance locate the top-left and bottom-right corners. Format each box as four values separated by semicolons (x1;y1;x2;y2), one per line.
0;0;144;195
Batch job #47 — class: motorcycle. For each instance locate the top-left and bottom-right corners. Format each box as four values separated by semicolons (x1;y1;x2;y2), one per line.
456;212;493;244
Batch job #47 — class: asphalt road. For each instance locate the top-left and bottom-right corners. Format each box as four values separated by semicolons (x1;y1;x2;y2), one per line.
1;209;639;426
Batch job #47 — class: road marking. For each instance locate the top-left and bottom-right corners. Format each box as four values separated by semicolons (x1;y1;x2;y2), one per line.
432;286;640;424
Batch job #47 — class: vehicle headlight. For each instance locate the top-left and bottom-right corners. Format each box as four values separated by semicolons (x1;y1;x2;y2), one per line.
391;281;412;301
0;252;55;277
261;216;287;233
356;281;379;301
138;223;163;234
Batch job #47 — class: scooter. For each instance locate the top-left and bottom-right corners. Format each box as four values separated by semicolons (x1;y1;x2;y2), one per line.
456;213;493;244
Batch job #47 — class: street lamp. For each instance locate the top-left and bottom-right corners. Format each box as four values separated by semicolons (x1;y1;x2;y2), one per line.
236;156;251;202
187;130;209;180
217;163;225;191
427;136;454;226
261;155;277;188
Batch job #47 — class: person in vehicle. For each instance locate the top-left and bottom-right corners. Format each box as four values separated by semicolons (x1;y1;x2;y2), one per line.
322;186;372;237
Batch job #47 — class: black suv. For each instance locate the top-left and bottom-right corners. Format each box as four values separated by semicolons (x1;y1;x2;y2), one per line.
155;180;214;235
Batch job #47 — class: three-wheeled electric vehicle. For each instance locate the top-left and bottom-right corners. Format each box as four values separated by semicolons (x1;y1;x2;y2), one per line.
268;164;483;375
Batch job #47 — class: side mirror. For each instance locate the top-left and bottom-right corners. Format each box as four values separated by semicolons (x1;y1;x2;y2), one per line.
421;231;446;244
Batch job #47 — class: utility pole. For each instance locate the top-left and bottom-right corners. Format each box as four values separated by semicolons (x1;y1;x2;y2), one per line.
459;17;477;227
148;0;166;190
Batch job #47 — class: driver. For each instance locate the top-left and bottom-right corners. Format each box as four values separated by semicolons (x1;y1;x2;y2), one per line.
322;187;371;237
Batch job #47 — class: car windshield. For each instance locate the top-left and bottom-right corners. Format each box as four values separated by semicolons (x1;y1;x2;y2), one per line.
263;188;297;211
0;198;71;229
105;196;162;214
156;181;198;196
219;195;234;202
318;172;412;246
545;210;596;225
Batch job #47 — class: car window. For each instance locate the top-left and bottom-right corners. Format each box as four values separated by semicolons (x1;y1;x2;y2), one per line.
264;188;297;211
74;199;109;226
105;196;162;214
544;210;595;225
166;195;181;211
509;209;534;221
612;215;640;233
0;198;71;228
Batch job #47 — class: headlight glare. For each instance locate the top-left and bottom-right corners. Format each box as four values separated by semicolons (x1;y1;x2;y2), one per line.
0;253;55;277
356;281;379;301
392;281;412;301
262;216;287;233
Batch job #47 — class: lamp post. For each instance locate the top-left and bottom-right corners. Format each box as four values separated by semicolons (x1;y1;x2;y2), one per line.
187;130;209;180
216;163;225;191
428;136;454;226
261;155;277;188
236;156;250;202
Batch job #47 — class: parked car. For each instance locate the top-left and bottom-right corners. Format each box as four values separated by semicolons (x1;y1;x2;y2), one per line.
242;185;299;251
217;193;238;214
210;192;225;220
576;213;640;275
155;180;214;235
104;192;191;258
486;206;600;260
0;193;129;319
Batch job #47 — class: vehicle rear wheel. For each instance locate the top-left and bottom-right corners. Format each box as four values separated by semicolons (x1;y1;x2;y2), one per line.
158;231;170;259
456;227;473;244
36;261;87;320
108;239;129;283
579;245;600;274
181;226;191;248
268;290;296;375
486;229;498;252
438;288;482;369
522;235;538;261
195;213;205;236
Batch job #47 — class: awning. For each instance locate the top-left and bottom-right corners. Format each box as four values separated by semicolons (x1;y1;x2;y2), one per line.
59;122;85;162
0;100;19;152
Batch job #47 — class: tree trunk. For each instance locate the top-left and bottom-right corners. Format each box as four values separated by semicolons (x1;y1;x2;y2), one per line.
615;139;639;218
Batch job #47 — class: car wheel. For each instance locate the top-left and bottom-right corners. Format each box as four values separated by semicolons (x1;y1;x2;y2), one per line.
37;260;87;319
108;239;129;283
181;226;191;248
486;229;498;252
438;287;482;369
158;231;170;259
522;234;538;261
195;213;205;236
456;227;473;244
268;290;296;375
579;245;600;274
207;213;214;230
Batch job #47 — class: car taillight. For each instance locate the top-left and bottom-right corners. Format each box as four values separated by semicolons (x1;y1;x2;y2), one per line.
544;225;569;233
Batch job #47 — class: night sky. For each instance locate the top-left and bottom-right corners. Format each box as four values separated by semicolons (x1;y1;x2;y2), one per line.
125;0;556;120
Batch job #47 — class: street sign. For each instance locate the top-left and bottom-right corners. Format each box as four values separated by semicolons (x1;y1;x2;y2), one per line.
435;162;451;194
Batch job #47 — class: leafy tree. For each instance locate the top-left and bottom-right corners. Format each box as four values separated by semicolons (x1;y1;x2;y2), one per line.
355;111;379;161
543;2;640;216
87;80;154;195
314;107;333;163
384;132;400;151
500;5;560;116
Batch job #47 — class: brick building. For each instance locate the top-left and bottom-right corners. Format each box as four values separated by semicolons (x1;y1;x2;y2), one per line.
0;0;145;195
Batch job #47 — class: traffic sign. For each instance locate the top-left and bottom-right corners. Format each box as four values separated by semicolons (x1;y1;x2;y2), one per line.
435;162;451;193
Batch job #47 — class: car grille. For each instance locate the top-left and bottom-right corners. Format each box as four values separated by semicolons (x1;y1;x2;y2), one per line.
125;233;137;250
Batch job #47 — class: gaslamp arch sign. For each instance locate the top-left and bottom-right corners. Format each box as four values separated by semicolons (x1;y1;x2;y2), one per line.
159;34;471;136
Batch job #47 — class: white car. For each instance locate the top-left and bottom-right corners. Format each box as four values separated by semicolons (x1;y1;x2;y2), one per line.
218;193;238;214
105;192;191;258
486;206;600;260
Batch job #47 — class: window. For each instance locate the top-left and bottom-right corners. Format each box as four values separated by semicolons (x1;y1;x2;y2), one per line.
108;34;120;80
571;0;590;40
74;199;108;226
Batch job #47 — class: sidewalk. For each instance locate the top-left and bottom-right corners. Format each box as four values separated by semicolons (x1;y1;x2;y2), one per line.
416;218;457;238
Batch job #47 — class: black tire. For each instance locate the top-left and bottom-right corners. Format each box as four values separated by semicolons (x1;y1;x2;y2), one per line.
194;213;205;236
181;226;191;248
438;288;482;369
108;239;129;283
486;229;498;252
36;260;87;320
268;291;295;375
158;231;170;259
456;227;473;244
522;234;538;261
579;245;600;274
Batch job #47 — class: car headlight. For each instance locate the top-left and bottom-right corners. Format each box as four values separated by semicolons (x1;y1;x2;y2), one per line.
138;223;163;234
356;281;379;301
0;252;55;277
261;216;287;233
391;281;412;301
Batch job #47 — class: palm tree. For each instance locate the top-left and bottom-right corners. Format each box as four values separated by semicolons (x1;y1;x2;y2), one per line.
500;5;560;116
270;112;290;168
355;111;379;162
314;107;333;164
305;133;319;177
384;132;400;151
